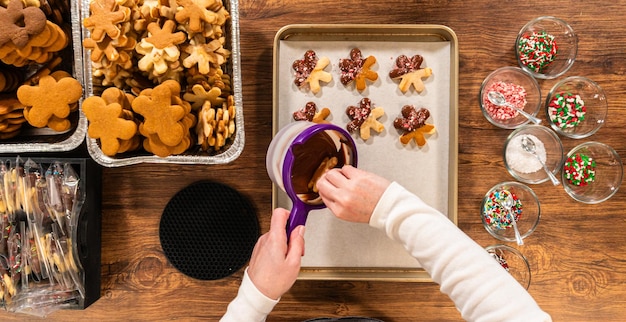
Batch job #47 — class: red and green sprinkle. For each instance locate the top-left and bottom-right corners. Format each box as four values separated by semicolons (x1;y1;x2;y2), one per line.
548;92;586;129
564;153;596;186
483;189;523;230
490;252;510;272
518;31;558;73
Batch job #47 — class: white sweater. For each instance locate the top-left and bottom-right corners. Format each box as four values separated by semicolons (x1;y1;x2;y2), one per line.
222;182;552;322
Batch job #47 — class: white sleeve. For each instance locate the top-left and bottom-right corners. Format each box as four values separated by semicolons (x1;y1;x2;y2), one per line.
220;267;279;322
369;182;552;322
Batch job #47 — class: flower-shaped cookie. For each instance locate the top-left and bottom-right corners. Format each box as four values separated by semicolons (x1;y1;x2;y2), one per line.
293;50;332;94
389;54;433;93
393;105;435;146
182;83;225;110
136;20;187;76
17;75;82;128
292;102;330;123
182;36;231;74
339;48;378;92
175;0;220;33
346;98;384;140
82;0;131;42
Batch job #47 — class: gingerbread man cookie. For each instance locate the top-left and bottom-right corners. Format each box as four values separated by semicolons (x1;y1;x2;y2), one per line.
82;95;139;156
346;98;384;140
389;54;432;93
132;81;187;147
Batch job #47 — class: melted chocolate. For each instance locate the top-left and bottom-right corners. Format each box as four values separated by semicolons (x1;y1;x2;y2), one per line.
290;130;351;204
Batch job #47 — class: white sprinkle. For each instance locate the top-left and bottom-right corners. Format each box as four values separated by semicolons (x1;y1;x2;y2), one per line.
506;134;547;174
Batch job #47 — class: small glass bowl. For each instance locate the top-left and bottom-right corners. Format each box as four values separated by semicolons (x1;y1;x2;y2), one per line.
504;125;565;184
479;67;542;129
562;142;623;203
485;244;531;289
481;182;541;244
545;76;608;139
516;16;577;79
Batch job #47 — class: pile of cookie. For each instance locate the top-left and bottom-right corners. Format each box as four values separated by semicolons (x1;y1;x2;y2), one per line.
291;48;436;146
0;0;78;139
82;0;236;157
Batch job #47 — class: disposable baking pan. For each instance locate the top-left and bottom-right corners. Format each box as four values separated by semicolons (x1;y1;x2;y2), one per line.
80;0;244;166
0;1;87;153
272;24;458;281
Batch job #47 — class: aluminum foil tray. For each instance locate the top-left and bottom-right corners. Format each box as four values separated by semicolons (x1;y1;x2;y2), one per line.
0;1;87;153
80;0;244;167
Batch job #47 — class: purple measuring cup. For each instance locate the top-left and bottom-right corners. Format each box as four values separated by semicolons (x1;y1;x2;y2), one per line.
266;122;358;238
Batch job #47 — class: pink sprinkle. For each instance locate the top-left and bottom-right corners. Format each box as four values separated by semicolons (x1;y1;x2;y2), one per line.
483;81;528;121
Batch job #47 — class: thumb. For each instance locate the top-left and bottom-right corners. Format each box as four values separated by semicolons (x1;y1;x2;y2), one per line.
287;225;306;259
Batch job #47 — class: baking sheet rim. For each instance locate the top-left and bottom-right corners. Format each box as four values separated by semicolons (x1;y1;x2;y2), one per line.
272;24;459;282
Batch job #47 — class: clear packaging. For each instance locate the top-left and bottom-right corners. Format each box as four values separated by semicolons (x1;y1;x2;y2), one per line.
0;157;100;317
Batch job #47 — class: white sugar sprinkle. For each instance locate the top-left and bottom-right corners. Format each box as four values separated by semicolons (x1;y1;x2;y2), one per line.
506;134;547;174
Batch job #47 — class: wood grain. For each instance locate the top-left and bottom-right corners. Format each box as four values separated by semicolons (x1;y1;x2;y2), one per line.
6;0;626;320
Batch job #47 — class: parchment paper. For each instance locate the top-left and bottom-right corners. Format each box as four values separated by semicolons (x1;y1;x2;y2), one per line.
276;39;453;269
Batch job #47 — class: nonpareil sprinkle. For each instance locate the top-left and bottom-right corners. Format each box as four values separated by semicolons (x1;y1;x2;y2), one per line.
518;31;558;73
548;92;586;129
483;189;523;230
563;153;596;186
483;81;528;121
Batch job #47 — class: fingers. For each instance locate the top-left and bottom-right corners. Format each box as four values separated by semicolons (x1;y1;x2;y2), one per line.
339;164;359;179
287;225;306;260
270;208;290;239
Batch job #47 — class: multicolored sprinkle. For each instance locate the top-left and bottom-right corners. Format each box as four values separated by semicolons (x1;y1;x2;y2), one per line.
564;153;596;186
483;189;523;230
518;31;558;73
548;92;586;129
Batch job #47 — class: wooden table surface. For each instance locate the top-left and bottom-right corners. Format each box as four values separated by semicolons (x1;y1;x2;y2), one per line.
10;0;626;320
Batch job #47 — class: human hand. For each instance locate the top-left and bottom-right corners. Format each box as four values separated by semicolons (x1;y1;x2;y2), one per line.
316;165;391;223
247;208;305;300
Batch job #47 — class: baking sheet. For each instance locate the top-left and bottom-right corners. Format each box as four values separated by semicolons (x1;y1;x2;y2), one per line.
272;25;458;281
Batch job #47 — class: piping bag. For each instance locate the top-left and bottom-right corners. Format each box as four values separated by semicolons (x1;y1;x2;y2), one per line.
266;122;358;239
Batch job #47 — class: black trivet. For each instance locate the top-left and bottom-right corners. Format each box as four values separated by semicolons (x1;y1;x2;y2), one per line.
159;181;259;280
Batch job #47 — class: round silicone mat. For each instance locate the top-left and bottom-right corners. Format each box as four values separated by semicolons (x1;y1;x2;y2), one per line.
159;181;259;280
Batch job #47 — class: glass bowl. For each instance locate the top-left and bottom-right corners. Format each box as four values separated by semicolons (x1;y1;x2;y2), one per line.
504;125;564;184
516;16;577;79
485;244;531;289
479;67;542;129
562;142;623;203
481;182;541;244
545;76;607;139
